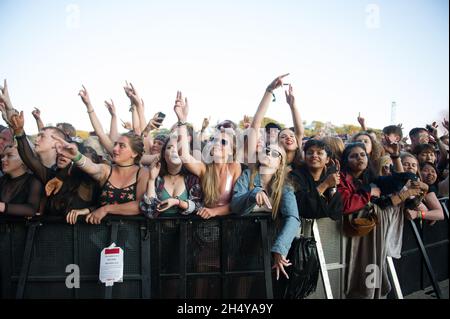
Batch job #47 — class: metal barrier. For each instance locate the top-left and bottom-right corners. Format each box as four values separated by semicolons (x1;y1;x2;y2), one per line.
0;214;275;299
392;197;449;298
1;198;448;299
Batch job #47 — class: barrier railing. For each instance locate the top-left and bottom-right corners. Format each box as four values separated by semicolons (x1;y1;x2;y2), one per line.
1;198;448;299
0;214;275;299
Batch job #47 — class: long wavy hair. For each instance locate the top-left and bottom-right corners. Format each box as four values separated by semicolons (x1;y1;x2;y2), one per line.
201;131;237;207
248;147;287;220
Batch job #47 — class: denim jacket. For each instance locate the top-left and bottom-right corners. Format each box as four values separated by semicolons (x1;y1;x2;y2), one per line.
230;169;301;256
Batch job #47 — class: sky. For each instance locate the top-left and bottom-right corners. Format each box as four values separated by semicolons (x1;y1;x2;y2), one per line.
0;0;448;136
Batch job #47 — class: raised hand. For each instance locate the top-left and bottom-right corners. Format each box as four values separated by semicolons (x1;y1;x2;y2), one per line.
357;112;366;128
10;111;25;135
382;135;400;156
0;79;13;110
51;135;79;159
266;73;289;92
121;119;132;131
123;81;141;107
284;84;296;107
105;99;116;116
442;118;449;132
242;115;251;129
173;91;189;122
78;85;92;109
31;107;41;120
201;117;210;131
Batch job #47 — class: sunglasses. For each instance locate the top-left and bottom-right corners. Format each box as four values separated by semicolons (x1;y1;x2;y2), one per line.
264;147;282;159
217;122;235;130
210;137;229;146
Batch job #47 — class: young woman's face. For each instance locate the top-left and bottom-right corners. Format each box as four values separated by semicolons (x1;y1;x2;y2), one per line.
164;140;182;165
347;147;368;174
402;156;418;175
278;129;298;152
258;144;283;170
112;136;137;165
151;139;165;155
381;158;393;176
1;146;25;175
354;135;372;155
210;132;233;163
305;145;330;170
421;164;438;186
417;150;436;165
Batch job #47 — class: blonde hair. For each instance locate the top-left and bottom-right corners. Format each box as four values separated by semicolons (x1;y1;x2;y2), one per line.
202;132;237;207
377;155;392;177
249;147;287;220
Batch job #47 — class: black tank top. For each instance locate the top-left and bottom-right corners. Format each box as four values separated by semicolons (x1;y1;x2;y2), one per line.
99;165;140;205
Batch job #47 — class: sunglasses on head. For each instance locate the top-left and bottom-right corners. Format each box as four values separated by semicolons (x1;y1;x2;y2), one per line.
264;147;282;158
210;137;229;146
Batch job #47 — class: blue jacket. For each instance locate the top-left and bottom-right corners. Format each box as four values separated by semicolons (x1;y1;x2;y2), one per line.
230;169;301;256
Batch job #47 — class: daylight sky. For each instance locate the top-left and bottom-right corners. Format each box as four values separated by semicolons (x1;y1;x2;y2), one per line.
0;0;448;135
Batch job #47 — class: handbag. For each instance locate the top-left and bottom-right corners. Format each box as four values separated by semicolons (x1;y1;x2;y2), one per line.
279;220;320;299
343;202;378;237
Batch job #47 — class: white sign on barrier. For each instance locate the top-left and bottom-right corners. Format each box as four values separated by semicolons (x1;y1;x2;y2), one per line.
99;243;124;287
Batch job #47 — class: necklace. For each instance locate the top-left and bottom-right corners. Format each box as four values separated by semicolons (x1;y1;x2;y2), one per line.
167;166;182;176
116;163;136;168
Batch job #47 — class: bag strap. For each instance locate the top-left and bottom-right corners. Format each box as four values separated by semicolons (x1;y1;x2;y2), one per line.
299;218;315;237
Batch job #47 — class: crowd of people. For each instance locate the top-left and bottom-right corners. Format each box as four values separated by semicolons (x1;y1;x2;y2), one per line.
0;75;448;299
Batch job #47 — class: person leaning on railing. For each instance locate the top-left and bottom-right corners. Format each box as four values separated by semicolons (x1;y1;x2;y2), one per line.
139;136;203;218
53;131;149;225
7;111;101;218
230;142;300;281
288;139;343;221
337;142;424;299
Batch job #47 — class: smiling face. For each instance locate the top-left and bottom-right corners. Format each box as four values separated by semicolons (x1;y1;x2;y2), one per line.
354;134;373;155
305;145;330;171
278;129;298;152
347;146;368;175
420;164;438;186
417;149;436;165
1;146;25;175
112;136;138;165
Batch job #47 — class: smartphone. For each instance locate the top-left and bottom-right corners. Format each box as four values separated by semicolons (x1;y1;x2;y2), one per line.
426;124;434;133
157;112;166;121
159;202;169;209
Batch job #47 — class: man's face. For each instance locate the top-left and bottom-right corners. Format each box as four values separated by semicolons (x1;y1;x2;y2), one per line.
34;129;57;155
411;130;429;146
